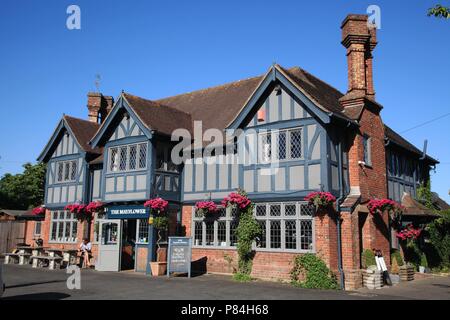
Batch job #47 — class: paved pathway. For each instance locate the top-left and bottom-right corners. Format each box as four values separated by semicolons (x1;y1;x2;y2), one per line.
1;264;449;300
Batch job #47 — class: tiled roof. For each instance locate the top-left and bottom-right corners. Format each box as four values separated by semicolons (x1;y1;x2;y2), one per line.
384;125;438;164
64;115;102;155
123;93;193;137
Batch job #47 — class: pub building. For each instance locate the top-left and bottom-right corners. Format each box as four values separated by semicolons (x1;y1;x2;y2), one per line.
24;14;439;289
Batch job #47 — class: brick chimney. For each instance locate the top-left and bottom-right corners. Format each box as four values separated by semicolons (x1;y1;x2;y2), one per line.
87;92;114;124
340;14;377;101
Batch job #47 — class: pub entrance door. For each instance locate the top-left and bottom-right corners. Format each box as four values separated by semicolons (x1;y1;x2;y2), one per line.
96;219;122;272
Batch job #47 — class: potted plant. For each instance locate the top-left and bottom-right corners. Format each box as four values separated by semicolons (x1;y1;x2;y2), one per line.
32;205;46;216
304;191;336;215
144;197;169;276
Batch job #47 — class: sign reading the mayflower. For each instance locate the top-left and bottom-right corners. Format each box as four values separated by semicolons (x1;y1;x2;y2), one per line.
105;205;149;219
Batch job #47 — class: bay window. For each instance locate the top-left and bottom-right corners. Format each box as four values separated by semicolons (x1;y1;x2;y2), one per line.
192;201;315;252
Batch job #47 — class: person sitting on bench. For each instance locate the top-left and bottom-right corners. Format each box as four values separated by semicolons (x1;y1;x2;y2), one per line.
78;238;92;268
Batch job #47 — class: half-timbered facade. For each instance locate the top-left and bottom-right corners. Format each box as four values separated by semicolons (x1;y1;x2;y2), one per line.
25;13;439;289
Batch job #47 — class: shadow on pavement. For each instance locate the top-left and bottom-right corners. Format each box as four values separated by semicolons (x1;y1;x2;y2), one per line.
2;292;71;300
6;280;66;290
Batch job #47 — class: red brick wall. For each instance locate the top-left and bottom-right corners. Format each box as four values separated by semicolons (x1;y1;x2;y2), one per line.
182;205;342;281
24;209;99;261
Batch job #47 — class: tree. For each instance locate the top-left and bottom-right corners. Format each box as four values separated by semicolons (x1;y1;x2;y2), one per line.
417;180;434;210
428;4;450;18
0;162;46;210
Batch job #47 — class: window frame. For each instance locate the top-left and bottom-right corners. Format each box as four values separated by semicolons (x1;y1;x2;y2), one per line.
362;134;372;167
191;201;315;253
257;127;303;164
136;218;150;244
55;160;78;183
107;142;148;173
34;221;42;237
49;210;78;243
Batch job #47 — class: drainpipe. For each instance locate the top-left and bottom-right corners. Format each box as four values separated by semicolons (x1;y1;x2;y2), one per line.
336;140;345;290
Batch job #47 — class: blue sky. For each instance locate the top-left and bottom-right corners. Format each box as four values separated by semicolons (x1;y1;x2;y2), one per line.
0;0;449;202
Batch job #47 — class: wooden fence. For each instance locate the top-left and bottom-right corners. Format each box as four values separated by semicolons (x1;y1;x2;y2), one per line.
0;220;26;254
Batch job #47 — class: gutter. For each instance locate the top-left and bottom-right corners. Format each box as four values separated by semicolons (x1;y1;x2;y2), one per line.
336;140;345;290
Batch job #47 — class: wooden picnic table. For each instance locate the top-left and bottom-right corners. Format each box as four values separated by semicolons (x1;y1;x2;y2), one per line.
15;246;48;264
45;248;79;266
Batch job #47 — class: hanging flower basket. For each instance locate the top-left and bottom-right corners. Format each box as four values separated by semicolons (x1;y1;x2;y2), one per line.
396;224;422;241
195;201;218;217
367;199;404;216
86;201;105;214
305;192;336;209
221;190;251;210
144;197;169;215
32;206;46;216
64;203;91;221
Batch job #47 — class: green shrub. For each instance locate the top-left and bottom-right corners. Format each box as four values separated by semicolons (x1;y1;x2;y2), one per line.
290;254;339;290
426;210;450;269
391;249;404;267
362;249;376;268
420;252;429;268
232;273;253;282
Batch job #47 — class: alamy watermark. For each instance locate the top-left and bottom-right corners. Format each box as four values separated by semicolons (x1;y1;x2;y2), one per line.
66;265;81;290
367;5;381;29
66;5;81;30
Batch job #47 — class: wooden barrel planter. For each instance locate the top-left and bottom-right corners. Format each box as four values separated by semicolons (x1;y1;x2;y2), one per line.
399;265;415;281
363;267;383;290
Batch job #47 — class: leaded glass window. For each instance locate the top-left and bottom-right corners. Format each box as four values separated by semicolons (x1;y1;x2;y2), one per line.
107;142;148;173
257;127;303;163
55;160;77;183
50;210;78;243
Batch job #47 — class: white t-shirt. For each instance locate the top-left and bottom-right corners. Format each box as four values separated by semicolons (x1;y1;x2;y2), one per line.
80;242;92;251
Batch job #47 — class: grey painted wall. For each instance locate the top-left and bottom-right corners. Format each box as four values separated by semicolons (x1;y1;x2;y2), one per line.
181;87;326;202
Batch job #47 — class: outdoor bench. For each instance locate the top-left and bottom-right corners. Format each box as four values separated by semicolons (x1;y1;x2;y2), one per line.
31;255;63;270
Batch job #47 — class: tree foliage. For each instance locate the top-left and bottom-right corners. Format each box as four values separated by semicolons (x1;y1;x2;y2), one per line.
425;210;450;268
428;4;450;18
417;180;434;210
0;162;46;209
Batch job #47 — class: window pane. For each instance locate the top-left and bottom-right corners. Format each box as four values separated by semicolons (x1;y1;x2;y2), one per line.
256;220;266;248
285;204;297;216
290;129;302;159
70;161;77;180
71;221;77;241
285;220;297;249
270;220;281;249
138;219;149;243
217;221;226;246
255;204;266;217
194;221;203;246
34;221;42;236
277;131;287;160
58;222;64;241
260;133;272;163
110;147;118;172
205;221;214;246
129;145;137;170
51;222;57;241
119;146;127;171
57;163;63;182
217;207;226;218
138;143;147;169
300;204;314;216
230;220;238;246
65;221;71;239
270;204;281;216
300;220;313;250
64;162;70;180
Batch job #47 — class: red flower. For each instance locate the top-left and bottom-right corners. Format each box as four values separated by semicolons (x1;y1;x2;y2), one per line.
367;198;403;215
305;192;336;208
222;192;251;210
144;197;168;213
396;224;422;241
86;201;104;214
32;206;45;215
195;201;218;213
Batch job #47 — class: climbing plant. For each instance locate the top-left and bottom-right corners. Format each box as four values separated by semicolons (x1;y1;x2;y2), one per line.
222;189;261;280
